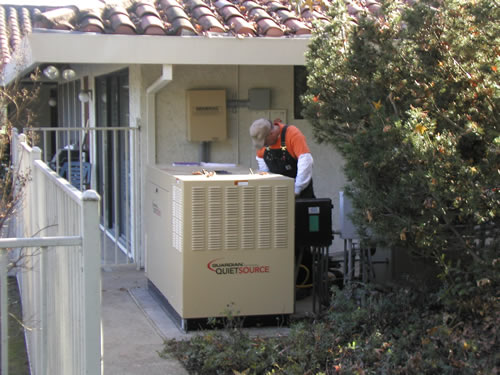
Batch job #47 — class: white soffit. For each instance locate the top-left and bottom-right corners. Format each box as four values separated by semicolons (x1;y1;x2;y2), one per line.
16;30;309;67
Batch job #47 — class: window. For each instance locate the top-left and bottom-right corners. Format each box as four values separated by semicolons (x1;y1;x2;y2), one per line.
293;65;308;120
95;69;130;242
58;80;82;144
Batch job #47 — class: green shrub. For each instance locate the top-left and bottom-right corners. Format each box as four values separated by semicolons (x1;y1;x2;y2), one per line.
302;0;499;292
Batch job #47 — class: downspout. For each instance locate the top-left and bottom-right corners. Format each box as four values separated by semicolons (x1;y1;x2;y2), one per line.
141;64;172;269
146;64;173;164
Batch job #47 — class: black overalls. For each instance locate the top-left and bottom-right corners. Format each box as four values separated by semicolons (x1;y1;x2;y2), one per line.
263;125;315;198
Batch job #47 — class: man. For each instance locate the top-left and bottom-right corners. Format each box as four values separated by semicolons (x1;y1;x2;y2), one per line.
249;118;315;198
250;118;316;297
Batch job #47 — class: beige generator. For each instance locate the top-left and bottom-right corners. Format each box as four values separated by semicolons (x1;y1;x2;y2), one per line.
145;163;295;331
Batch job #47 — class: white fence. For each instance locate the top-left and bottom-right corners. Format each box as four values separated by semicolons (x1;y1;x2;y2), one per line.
25;126;140;266
0;132;102;375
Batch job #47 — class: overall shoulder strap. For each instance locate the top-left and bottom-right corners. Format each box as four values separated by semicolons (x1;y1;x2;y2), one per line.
281;125;288;150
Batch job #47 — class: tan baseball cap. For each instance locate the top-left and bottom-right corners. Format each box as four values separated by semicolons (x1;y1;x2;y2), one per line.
249;118;272;149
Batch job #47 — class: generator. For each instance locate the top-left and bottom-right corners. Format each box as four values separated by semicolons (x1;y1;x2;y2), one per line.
145;164;295;330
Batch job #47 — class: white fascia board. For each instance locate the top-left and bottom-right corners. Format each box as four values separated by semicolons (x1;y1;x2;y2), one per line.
29;31;309;65
2;31;310;85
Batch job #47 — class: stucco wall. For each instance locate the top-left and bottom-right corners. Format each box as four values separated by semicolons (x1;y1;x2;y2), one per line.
152;64;347;251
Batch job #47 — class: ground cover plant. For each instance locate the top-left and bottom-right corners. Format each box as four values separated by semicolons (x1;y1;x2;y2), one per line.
163;0;498;373
162;281;498;374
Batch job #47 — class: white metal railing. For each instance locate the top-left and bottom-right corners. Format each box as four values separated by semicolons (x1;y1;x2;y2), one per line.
25;126;140;266
0;132;102;375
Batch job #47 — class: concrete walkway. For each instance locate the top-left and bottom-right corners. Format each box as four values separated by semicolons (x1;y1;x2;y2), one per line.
101;265;189;375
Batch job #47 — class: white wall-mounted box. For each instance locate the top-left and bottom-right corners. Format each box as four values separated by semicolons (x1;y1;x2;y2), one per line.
186;89;227;142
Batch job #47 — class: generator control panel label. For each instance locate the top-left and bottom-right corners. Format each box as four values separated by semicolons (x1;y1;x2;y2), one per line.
207;258;270;275
152;202;161;217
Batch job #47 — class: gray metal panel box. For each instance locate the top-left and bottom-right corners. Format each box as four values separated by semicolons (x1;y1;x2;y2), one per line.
248;88;271;110
339;191;358;239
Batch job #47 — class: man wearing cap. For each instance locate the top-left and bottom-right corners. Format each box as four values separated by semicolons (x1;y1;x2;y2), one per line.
249;118;315;198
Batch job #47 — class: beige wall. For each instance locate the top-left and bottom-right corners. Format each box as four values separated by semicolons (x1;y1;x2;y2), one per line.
150;64;347;248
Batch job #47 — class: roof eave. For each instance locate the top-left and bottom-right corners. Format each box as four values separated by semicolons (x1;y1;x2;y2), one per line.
2;31;311;85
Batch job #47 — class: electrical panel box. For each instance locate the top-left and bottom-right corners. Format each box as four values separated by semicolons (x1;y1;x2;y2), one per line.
186;89;227;142
248;88;271;110
295;198;333;247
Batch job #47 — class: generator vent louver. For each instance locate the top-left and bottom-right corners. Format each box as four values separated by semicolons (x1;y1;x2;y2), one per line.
191;186;206;251
240;186;256;249
224;187;239;250
257;186;272;249
187;183;290;251
208;187;223;250
172;185;183;252
273;186;289;248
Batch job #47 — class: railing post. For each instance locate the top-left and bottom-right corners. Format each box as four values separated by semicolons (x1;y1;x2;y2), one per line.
30;147;42;239
39;246;48;375
81;190;102;375
1;248;8;375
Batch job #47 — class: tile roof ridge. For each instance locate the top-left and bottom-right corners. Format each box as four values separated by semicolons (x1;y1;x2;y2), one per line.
0;6;11;64
7;6;22;51
20;7;33;35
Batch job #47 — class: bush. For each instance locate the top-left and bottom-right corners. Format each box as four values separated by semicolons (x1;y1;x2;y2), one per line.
162;284;499;374
301;0;499;292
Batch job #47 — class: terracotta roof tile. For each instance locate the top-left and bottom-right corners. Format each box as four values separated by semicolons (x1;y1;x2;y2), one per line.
300;7;329;23
78;10;105;33
240;1;282;36
134;2;161;18
256;17;283;37
170;16;197;35
213;0;256;35
144;16;166;34
159;0;198;35
0;0;388;66
107;6;137;34
189;5;225;33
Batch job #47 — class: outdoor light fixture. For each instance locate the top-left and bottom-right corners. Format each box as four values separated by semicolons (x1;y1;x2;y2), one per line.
48;98;57;107
78;90;92;103
43;65;59;80
62;68;76;81
42;65;76;81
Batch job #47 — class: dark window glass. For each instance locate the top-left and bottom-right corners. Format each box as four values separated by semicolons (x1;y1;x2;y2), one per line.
293;65;307;120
